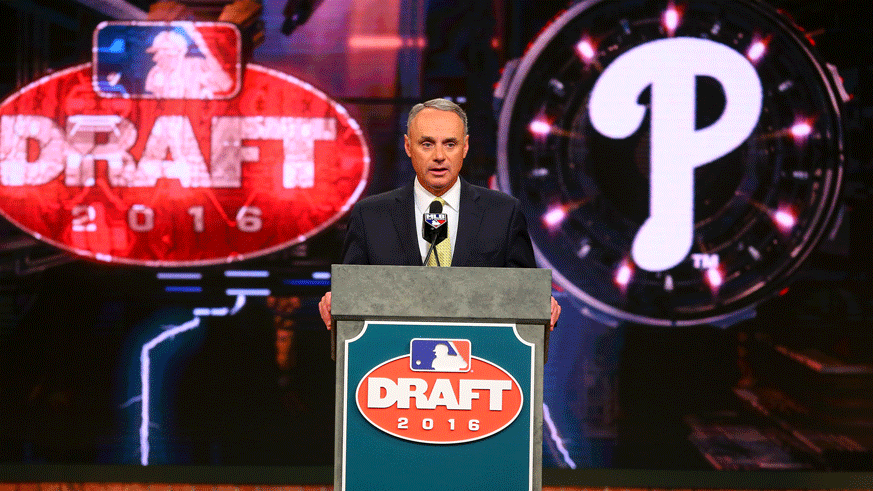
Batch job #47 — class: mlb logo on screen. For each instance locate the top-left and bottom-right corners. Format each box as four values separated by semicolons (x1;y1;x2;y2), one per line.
424;213;447;228
410;339;471;372
93;21;241;100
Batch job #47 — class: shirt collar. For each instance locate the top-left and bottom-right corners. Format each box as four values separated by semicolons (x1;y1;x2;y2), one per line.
414;177;461;213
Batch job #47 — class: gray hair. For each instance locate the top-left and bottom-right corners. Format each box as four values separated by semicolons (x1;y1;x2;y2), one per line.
407;98;468;136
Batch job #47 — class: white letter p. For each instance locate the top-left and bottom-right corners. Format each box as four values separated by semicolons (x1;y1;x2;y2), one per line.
589;38;762;271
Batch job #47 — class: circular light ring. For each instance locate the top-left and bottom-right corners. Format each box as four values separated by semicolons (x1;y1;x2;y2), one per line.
497;0;844;326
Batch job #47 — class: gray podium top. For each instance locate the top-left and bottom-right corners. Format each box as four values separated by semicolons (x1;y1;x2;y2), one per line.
331;264;551;325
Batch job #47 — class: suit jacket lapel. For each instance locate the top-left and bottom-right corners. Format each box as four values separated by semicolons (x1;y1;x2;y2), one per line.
391;182;422;265
453;179;483;267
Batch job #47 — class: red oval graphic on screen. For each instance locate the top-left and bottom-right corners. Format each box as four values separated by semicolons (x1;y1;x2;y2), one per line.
355;356;524;444
0;63;369;266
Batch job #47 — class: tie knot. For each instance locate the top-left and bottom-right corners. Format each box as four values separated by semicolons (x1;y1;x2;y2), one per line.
433;197;446;206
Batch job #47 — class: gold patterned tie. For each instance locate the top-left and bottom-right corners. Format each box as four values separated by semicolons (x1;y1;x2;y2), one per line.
427;197;452;267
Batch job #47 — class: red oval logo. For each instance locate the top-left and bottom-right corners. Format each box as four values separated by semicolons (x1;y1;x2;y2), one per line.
355;355;524;444
0;63;369;266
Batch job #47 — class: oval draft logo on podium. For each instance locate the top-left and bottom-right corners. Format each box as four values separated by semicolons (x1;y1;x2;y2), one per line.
356;339;523;444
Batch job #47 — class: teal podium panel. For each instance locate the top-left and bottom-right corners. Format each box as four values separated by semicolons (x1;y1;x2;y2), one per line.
341;321;535;491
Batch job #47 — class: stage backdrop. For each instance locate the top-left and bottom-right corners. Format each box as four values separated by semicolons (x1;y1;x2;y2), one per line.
0;0;871;487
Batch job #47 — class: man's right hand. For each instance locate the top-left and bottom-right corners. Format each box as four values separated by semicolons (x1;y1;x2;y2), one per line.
318;291;332;329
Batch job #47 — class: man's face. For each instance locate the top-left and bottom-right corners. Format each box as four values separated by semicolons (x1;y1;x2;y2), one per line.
405;107;468;196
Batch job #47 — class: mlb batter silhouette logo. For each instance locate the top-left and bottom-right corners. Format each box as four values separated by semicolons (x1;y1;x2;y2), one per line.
93;21;241;99
424;214;447;228
410;339;471;372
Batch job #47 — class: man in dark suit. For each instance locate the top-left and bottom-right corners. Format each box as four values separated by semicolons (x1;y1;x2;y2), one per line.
340;171;535;267
319;98;560;327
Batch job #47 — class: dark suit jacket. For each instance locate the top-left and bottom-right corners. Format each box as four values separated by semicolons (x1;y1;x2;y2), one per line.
341;178;536;268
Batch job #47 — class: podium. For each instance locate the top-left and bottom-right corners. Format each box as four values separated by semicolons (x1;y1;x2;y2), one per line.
331;264;551;491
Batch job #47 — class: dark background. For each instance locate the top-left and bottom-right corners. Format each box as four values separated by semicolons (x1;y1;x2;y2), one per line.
0;0;871;481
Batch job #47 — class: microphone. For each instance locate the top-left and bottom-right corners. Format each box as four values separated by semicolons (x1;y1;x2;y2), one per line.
422;200;448;266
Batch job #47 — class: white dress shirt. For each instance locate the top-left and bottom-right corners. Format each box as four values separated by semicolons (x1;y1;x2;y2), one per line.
414;178;460;264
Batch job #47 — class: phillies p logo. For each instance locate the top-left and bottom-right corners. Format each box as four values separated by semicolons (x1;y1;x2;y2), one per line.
589;38;762;272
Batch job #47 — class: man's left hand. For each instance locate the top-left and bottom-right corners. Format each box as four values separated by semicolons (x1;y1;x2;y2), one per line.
549;296;561;331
